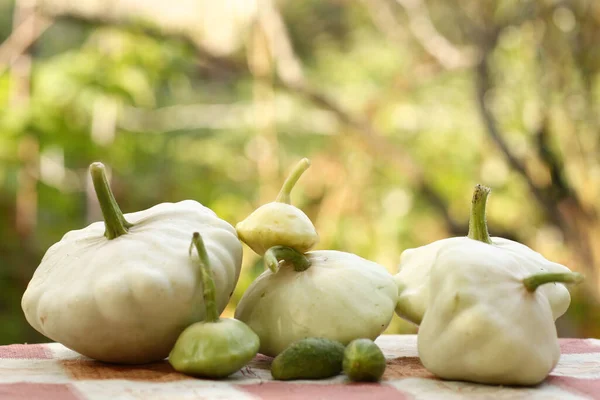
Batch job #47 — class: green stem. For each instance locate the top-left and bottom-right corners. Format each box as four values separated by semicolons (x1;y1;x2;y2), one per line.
89;162;133;240
275;158;311;204
264;246;312;273
523;272;584;292
467;184;492;244
189;232;219;323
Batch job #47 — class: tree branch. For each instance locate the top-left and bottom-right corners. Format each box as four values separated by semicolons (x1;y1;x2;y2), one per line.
41;5;473;236
256;0;305;87
394;0;477;70
535;119;573;203
361;0;407;45
0;13;52;76
255;0;467;232
474;44;566;230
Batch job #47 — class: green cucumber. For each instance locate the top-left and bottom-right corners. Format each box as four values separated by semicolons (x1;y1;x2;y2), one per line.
343;339;386;382
270;338;345;380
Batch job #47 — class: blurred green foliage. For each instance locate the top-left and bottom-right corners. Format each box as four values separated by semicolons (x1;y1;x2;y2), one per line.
1;0;600;344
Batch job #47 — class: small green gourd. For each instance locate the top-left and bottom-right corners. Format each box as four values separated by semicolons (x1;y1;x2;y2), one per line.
168;232;259;379
271;338;345;380
343;339;386;382
236;158;319;255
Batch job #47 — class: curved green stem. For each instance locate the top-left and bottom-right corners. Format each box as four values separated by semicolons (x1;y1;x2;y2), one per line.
467;184;492;244
523;272;584;292
189;232;219;323
89;162;133;240
264;246;312;273
275;158;311;204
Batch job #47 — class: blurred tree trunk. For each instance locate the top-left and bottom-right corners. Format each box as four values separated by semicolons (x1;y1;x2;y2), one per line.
12;0;38;242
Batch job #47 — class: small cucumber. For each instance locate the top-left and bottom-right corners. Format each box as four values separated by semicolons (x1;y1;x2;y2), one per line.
271;338;345;380
343;339;386;382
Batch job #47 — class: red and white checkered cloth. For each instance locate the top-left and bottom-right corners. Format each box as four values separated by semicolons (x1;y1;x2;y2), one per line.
1;335;599;399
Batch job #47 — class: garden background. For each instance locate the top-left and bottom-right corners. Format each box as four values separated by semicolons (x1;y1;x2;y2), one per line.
1;0;600;344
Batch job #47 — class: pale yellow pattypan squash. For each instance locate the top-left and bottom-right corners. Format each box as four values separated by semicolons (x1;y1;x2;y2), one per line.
394;185;574;325
418;239;583;385
234;246;398;357
236;158;318;255
21;162;242;364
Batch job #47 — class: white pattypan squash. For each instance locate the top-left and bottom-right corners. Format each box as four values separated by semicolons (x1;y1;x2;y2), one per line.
394;185;573;325
236;158;318;255
234;246;398;357
418;239;583;386
21;163;243;364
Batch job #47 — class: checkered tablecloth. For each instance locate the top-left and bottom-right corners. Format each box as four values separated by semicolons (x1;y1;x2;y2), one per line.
1;335;599;399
